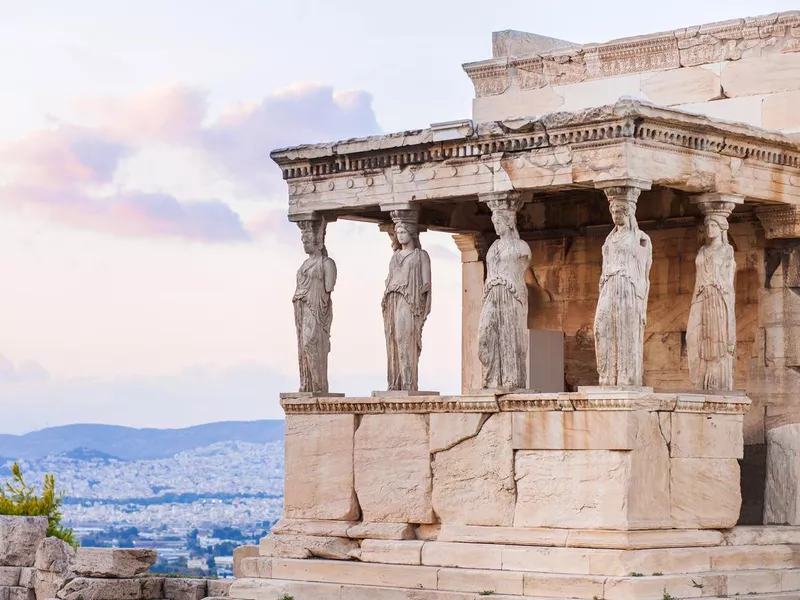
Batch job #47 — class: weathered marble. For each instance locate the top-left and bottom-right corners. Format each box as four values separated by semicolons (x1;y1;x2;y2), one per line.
687;197;739;392
70;547;156;578
594;181;652;387
293;218;337;394
382;210;431;392
477;192;531;390
0;517;47;567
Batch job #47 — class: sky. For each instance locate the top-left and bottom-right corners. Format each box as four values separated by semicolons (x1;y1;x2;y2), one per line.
0;0;795;434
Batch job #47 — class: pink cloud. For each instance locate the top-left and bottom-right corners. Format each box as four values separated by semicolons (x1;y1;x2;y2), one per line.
0;82;380;243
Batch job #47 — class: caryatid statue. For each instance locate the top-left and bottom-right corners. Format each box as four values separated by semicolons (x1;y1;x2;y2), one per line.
382;210;432;391
292;218;337;394
594;181;653;387
686;196;741;391
478;192;532;390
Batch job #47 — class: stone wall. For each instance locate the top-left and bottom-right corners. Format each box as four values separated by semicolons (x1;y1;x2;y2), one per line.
466;12;800;132
0;516;231;600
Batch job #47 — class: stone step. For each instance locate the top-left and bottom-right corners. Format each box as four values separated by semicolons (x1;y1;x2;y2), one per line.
234;558;800;599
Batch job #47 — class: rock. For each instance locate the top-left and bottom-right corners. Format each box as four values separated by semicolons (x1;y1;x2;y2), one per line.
259;534;358;560
354;414;434;523
238;557;272;578
0;517;48;567
346;523;415;540
34;571;72;600
71;548;156;578
141;577;164;600
0;569;20;587
34;538;75;573
270;519;355;537
16;570;33;590
670;457;741;528
0;588;34;600
431;413;515;526
429;413;487;453
57;578;142;600
765;422;800;525
163;578;207;600
232;546;258;578
206;580;233;597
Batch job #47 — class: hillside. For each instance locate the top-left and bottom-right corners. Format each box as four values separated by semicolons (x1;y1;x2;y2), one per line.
0;420;285;460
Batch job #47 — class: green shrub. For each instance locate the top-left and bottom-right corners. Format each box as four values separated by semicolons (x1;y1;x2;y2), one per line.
0;462;76;546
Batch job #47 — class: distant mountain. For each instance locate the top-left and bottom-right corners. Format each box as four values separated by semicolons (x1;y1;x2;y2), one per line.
0;420;285;461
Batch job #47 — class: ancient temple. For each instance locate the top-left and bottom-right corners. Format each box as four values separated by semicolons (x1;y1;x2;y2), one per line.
231;11;800;600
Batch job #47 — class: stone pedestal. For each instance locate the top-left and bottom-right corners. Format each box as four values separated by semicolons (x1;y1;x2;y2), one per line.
227;391;800;600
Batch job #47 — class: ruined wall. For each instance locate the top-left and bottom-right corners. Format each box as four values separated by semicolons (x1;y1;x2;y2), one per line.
467;12;800;132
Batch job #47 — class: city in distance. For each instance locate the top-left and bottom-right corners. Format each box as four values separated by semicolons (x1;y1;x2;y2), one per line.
0;420;286;577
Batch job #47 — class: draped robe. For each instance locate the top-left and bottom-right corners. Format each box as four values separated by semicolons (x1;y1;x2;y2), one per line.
686;242;736;391
594;227;652;386
478;237;531;389
382;248;431;391
292;255;335;393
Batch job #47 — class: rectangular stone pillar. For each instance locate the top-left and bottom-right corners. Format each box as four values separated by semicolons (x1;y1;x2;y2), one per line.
453;233;489;394
754;207;800;525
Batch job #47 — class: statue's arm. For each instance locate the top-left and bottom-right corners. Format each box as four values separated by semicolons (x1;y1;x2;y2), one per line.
323;258;337;294
421;250;432;316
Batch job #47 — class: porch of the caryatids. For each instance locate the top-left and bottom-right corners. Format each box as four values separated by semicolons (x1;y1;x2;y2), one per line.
477;191;532;392
754;206;800;525
592;179;653;388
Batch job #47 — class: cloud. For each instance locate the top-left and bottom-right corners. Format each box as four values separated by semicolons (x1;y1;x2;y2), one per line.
0;355;50;385
0;83;380;243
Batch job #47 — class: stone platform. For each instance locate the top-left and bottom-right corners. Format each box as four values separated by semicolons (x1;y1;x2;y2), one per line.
229;526;800;599
227;390;790;600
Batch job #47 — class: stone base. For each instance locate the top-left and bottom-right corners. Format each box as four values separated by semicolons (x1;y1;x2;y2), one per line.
230;526;800;600
371;390;441;397
279;392;346;398
577;385;655;393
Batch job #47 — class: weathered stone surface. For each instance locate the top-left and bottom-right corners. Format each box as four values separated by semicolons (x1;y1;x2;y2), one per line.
627;411;671;529
438;567;524;595
271;519;355;538
523;572;606;598
207;579;233;597
284;414;360;521
514;449;629;528
0;571;20;588
353;540;423;566
421;541;502;570
34;538;75;573
232;545;259;578
57;578;142;600
512;410;638;450
436;525;567;547
765;423;800;525
346;523;415;541
670;458;741;528
640;65;722;106
432;413;515;526
722;54;800;98
163;578;207;600
0;517;48;567
671;413;743;458
141;577;164;600
71;547;156;578
0;587;34;600
259;534;358;560
429;413;486;453
354;414;433;523
239;557;272;579
32;569;71;600
16;570;32;590
763;90;800;130
270;557;439;590
724;525;800;546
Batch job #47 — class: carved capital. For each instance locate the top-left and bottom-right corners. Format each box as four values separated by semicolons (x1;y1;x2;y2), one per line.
296;218;328;253
452;232;492;263
692;193;744;221
595;178;652;205
389;208;420;226
478;191;525;213
757;205;800;239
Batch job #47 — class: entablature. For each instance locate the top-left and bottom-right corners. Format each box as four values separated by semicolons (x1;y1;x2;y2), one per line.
270;99;800;220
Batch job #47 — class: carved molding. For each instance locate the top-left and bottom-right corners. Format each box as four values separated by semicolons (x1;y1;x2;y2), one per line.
280;392;751;414
596;178;652;205
757;206;800;239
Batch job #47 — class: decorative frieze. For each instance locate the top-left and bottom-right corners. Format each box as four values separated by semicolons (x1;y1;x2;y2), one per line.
757;205;800;239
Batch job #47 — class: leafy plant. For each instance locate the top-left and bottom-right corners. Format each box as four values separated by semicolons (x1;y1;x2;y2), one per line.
279;595;294;600
0;462;76;546
479;592;495;596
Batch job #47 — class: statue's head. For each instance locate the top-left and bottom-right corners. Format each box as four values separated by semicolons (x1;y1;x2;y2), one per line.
298;220;326;255
610;200;633;228
394;221;419;249
704;214;729;242
491;209;517;236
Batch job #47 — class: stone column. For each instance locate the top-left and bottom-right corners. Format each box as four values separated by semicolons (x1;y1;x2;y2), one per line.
593;179;653;388
453;233;490;393
754;206;800;524
686;194;743;392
